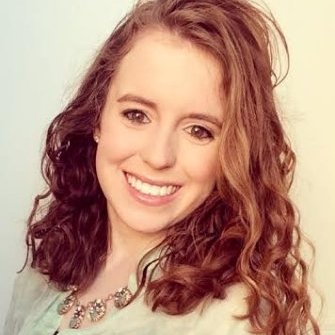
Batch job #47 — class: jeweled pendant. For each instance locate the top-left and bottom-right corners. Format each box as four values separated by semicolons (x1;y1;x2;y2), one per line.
113;287;133;308
57;294;76;315
88;299;107;322
69;305;86;329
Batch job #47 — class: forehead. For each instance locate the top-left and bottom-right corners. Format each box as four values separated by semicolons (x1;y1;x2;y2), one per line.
110;29;224;120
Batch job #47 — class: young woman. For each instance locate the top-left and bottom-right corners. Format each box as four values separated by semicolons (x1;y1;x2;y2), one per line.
4;0;320;334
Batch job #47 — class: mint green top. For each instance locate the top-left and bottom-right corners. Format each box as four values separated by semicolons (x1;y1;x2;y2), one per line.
4;266;251;335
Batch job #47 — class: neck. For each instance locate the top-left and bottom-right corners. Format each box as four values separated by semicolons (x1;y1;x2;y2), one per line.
105;210;164;271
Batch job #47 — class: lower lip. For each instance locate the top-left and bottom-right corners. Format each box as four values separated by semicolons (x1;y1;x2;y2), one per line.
123;172;180;207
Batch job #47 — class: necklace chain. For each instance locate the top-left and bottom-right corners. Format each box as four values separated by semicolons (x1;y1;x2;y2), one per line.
57;286;133;329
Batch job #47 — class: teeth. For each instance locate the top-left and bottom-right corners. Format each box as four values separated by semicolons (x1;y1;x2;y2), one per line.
126;173;178;197
160;186;168;196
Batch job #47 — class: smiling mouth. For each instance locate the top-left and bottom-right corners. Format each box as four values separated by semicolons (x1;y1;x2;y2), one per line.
125;172;180;197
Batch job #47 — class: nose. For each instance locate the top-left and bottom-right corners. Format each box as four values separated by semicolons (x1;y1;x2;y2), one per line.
140;128;177;170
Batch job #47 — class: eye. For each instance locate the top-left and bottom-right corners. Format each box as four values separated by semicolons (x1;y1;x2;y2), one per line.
185;125;214;141
121;109;150;124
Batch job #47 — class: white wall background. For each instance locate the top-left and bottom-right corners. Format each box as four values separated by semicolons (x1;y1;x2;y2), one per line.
0;0;334;333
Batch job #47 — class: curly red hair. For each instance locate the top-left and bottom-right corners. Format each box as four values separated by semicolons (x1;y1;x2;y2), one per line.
26;0;320;334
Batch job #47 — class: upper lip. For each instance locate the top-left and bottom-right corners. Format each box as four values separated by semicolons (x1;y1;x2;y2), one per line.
124;171;181;187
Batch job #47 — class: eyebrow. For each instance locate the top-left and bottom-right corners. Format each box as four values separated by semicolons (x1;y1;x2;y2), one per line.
117;93;222;127
117;93;157;110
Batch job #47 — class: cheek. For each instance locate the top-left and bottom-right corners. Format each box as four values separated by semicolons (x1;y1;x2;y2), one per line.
182;145;219;185
97;123;141;163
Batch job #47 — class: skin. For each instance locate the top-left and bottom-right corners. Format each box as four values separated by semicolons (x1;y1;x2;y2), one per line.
59;30;224;329
95;29;224;259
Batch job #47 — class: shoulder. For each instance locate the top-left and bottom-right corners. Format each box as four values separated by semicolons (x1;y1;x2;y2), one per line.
13;265;53;303
193;283;252;335
4;266;58;335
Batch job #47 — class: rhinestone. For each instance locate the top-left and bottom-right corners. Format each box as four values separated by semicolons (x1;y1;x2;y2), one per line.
57;294;76;315
69;305;86;329
88;299;107;322
113;287;133;308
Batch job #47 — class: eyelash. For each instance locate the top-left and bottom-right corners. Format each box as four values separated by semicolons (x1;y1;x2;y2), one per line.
121;109;214;141
121;109;150;124
185;125;214;141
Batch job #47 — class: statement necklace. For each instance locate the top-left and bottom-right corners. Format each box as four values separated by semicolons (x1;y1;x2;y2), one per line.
57;286;133;329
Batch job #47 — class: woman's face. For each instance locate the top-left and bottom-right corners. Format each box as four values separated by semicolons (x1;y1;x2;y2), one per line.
95;30;223;240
